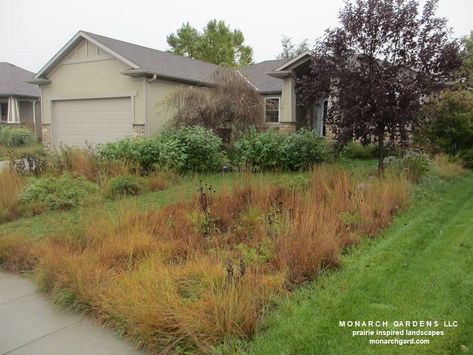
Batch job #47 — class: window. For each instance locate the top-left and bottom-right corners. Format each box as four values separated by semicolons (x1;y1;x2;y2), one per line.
264;97;280;123
0;103;7;122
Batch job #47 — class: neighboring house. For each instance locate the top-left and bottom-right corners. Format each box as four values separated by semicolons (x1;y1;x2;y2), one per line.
0;63;41;137
30;31;325;149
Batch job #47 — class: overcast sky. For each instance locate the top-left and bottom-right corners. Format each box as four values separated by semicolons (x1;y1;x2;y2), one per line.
1;0;471;73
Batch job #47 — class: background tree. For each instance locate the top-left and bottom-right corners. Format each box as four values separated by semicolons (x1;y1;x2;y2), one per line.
167;69;263;142
277;36;310;59
462;32;473;81
167;20;253;67
297;0;462;173
415;90;473;157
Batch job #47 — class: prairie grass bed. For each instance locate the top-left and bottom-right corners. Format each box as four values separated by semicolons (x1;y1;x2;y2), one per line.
0;163;412;352
243;173;473;355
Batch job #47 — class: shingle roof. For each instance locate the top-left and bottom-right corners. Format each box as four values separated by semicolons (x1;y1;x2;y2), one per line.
85;32;286;93
240;59;287;93
84;31;222;86
0;62;40;97
34;31;286;93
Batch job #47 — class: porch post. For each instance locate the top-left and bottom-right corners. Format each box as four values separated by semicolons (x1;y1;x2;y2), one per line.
280;77;297;132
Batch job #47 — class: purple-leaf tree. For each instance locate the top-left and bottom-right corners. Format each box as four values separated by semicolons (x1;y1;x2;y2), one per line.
297;0;462;173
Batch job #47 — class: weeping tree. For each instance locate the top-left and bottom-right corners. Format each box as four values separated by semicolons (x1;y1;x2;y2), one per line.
297;0;462;173
167;69;263;142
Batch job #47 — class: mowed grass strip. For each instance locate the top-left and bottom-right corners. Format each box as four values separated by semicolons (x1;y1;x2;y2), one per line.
243;174;473;355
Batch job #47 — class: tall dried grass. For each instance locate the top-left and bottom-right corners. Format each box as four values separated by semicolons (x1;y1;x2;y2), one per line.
433;154;466;180
0;166;411;352
0;170;24;221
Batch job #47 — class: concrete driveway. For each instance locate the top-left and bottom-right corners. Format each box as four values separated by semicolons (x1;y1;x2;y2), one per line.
0;272;143;355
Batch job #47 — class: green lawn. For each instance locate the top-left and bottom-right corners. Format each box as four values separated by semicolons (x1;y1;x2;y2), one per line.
241;174;473;354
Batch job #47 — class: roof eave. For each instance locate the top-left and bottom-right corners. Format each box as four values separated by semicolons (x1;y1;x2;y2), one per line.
28;78;51;85
0;93;40;99
273;51;312;72
267;70;293;79
122;69;214;86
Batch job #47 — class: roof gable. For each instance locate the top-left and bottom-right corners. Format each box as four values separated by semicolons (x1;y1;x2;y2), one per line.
34;31;140;81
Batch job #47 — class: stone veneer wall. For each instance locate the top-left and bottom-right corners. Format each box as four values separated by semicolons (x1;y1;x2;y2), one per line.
132;124;145;138
42;124;51;150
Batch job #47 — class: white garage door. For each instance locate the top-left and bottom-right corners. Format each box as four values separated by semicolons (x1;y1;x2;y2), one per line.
52;97;133;148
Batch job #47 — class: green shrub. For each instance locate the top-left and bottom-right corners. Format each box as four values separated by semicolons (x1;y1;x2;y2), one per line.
284;129;330;170
0;127;36;147
343;142;377;160
234;128;286;170
385;151;430;182
98;138;160;172
416;90;473;155
234;128;329;171
158;127;225;173
105;175;145;198
460;148;473;169
19;175;98;211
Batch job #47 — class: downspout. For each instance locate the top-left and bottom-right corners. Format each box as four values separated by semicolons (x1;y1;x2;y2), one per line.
144;74;158;137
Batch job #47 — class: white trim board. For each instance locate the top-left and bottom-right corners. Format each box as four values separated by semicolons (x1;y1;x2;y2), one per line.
48;91;138;101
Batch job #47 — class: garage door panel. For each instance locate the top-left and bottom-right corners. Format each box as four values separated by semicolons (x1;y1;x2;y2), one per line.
52;97;133;148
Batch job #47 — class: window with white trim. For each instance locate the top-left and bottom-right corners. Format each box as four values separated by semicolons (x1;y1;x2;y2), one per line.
264;97;280;123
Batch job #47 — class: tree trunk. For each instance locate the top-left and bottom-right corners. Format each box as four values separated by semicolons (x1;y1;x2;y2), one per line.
378;130;385;176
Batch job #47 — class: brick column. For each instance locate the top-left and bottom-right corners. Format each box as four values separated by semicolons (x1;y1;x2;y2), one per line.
278;122;296;133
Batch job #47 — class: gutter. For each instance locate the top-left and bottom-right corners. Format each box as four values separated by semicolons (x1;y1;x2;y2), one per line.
122;69;214;87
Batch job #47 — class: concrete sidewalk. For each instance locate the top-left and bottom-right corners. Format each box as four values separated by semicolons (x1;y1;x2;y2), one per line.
0;272;143;355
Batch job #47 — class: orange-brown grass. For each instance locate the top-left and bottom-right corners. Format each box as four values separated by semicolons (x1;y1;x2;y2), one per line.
0;235;37;272
433;154;466;180
143;171;178;192
0;166;411;352
60;147;99;181
0;169;24;222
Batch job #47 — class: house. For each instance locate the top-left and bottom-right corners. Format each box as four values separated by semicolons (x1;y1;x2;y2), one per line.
0;63;41;137
30;31;326;149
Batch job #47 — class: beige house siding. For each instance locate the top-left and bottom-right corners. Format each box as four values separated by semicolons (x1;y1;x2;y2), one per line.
147;79;187;136
40;42;144;129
